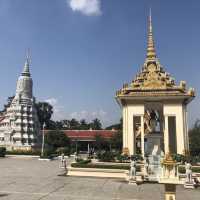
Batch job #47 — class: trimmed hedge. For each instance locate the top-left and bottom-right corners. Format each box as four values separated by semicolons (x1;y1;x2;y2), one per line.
76;159;91;164
71;163;141;171
0;147;6;157
97;151;115;162
71;163;200;174
171;154;200;165
6;150;41;155
178;166;200;174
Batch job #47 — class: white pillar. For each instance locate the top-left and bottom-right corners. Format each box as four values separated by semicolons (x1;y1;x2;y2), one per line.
176;107;185;154
122;106;128;150
185;107;189;152
128;112;134;155
164;115;169;154
141;115;145;157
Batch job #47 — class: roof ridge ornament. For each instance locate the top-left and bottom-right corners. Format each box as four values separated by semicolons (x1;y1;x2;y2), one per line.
115;11;195;100
146;8;156;61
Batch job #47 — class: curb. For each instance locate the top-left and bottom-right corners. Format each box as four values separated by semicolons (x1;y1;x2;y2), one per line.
6;155;40;158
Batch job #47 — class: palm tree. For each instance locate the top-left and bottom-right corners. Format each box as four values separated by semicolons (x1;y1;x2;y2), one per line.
90;118;102;130
35;102;53;129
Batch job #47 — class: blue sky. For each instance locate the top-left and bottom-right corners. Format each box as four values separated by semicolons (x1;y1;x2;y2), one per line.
0;0;199;127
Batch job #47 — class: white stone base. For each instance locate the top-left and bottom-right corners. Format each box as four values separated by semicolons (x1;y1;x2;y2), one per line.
129;178;137;185
68;167;128;179
128;175;143;185
184;182;195;189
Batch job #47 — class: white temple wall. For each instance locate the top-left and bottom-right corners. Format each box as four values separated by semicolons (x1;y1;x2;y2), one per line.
163;103;186;154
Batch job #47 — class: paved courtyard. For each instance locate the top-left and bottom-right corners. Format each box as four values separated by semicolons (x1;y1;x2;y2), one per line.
0;157;200;200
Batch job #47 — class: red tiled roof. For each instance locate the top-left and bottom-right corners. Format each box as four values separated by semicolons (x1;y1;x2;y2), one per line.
44;130;117;141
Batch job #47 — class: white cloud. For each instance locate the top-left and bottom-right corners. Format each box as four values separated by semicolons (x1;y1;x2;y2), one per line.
45;98;58;106
68;0;102;16
69;109;107;123
45;98;65;121
42;98;116;127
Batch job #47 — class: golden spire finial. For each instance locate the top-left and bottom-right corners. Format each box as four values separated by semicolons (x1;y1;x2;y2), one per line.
146;8;156;60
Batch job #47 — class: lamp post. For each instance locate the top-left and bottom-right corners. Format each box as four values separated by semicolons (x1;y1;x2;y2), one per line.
41;122;46;157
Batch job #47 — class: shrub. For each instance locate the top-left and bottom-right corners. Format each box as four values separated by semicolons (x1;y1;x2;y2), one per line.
97;151;115;162
189;120;200;156
172;154;186;163
110;131;122;151
131;154;143;161
75;158;83;162
40;149;58;159
56;147;71;156
45;130;71;149
94;134;109;151
192;166;200;173
0;147;6;157
77;159;91;164
190;156;200;164
171;155;200;165
178;166;186;174
116;154;129;163
178;166;200;174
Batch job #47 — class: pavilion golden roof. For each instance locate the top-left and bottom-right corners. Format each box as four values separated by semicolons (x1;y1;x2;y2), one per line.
116;12;195;100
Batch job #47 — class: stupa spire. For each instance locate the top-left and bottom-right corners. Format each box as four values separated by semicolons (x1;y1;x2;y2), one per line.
22;49;31;77
146;9;156;60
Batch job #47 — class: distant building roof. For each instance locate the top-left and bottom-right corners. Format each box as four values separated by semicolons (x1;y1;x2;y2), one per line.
44;129;118;141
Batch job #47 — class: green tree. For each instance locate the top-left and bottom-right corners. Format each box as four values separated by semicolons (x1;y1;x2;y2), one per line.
189;120;200;156
45;120;57;130
110;130;123;151
90;118;102;130
54;121;63;129
60;120;71;129
69;118;80;130
35;102;53;128
79;119;89;130
94;134;109;151
45;130;71;150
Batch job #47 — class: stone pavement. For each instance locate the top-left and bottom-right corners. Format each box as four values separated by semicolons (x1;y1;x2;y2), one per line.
0;157;199;200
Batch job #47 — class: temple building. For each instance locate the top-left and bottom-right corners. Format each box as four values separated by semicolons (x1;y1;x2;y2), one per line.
0;56;40;150
116;13;195;157
45;129;117;152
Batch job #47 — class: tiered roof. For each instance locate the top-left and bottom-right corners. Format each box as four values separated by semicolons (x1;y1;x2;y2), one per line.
116;12;195;102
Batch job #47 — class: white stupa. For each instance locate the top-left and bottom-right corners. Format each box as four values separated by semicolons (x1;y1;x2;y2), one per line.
0;55;40;150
